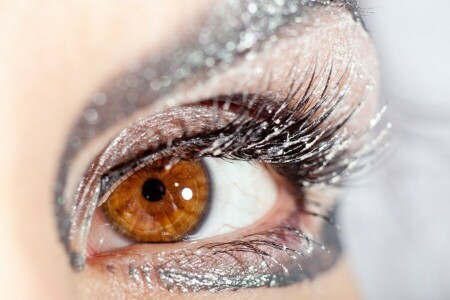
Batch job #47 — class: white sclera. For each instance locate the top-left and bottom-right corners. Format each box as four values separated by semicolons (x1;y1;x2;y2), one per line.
190;158;278;239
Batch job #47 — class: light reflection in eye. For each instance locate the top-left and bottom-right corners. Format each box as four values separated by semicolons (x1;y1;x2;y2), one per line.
89;157;278;254
181;188;193;201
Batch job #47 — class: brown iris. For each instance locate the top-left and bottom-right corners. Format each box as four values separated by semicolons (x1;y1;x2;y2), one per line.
102;158;209;242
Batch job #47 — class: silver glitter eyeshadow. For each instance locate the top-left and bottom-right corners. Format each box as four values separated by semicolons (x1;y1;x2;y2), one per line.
55;0;359;271
52;1;371;294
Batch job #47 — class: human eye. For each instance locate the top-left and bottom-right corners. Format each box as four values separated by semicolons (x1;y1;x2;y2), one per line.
90;151;281;249
54;0;389;296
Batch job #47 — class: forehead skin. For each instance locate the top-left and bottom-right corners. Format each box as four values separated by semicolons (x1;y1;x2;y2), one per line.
0;0;370;299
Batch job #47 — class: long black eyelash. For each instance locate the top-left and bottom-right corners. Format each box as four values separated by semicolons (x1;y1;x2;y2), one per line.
103;55;387;197
168;63;384;189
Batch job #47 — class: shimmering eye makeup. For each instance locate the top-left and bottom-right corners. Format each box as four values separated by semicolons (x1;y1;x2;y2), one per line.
54;0;388;294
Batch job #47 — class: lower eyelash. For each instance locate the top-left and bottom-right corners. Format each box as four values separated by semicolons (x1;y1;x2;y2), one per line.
110;208;341;293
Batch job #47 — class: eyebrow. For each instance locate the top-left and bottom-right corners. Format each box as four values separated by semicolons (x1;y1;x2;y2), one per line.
54;0;363;268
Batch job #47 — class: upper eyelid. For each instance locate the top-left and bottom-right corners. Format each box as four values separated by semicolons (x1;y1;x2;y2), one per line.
64;53;349;212
94;56;353;186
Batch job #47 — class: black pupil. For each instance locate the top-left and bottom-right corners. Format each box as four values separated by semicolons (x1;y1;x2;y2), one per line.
141;178;166;202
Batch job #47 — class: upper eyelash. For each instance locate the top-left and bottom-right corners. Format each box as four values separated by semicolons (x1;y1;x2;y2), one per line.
100;56;386;196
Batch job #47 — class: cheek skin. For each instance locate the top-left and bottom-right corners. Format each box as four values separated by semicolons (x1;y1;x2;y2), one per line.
0;0;215;299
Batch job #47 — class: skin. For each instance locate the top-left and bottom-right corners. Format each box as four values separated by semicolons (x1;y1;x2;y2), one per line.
0;0;377;299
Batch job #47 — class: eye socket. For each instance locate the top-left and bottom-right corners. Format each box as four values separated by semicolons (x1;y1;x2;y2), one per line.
89;155;278;254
